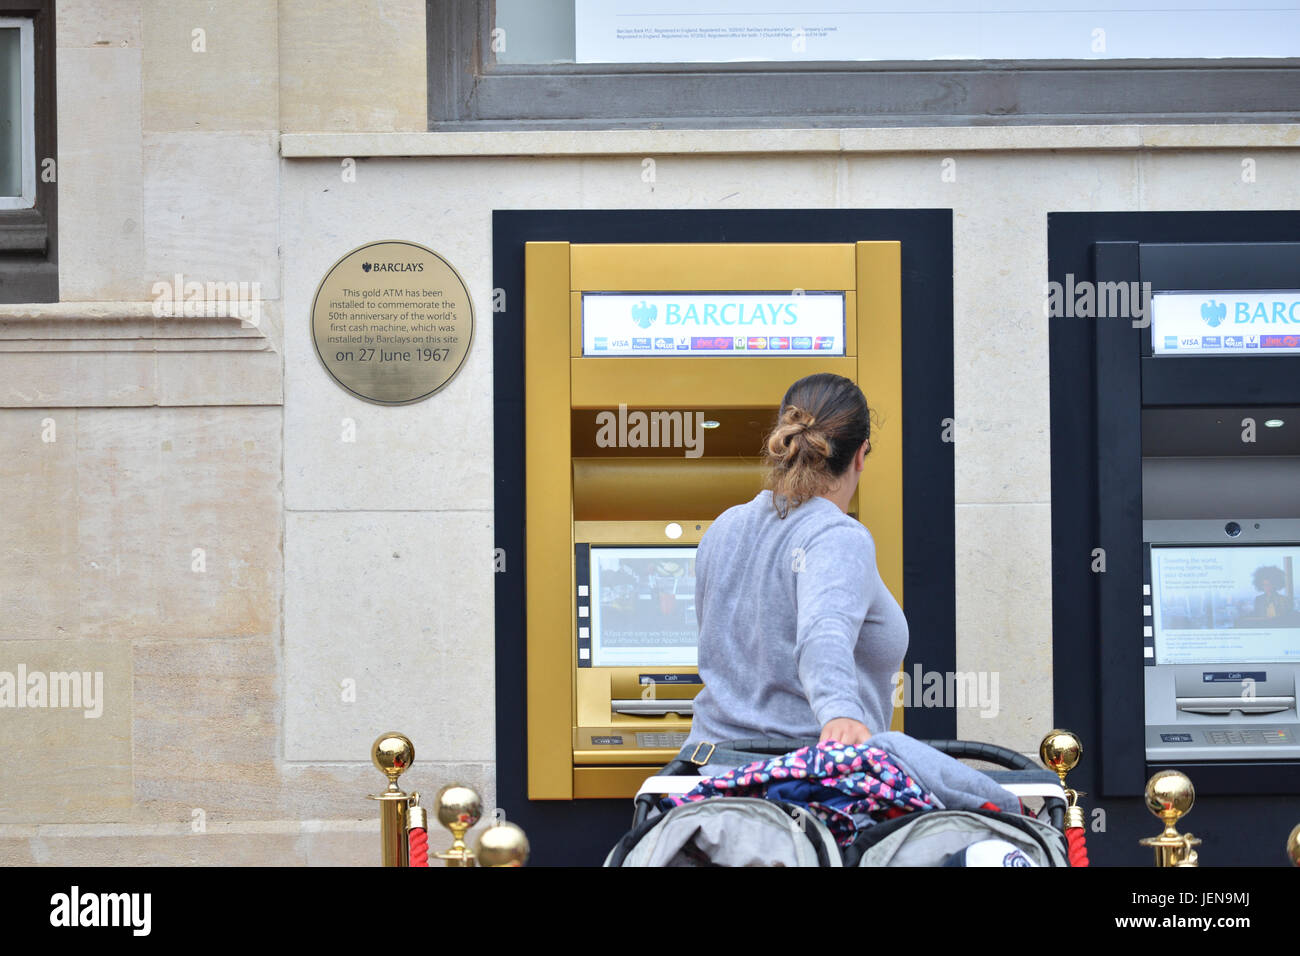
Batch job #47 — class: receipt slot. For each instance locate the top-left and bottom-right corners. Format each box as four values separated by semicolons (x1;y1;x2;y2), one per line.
1143;519;1300;761
524;241;903;799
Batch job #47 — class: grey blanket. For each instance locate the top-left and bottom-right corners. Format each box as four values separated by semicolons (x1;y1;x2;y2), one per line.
864;731;1020;814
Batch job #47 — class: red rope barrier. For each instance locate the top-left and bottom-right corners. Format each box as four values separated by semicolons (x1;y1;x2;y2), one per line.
1066;826;1089;867
408;827;429;867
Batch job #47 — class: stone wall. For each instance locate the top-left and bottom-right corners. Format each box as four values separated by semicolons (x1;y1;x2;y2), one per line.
2;1;1297;864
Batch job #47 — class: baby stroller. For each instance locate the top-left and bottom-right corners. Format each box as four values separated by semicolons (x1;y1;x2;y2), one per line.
604;735;1077;867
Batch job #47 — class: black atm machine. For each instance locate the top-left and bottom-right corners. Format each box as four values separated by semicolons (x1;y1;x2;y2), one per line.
1091;235;1300;806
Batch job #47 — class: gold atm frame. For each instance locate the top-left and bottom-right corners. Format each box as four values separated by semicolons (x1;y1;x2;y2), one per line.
525;241;903;800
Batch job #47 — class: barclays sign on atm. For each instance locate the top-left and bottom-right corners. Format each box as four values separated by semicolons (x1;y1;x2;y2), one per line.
581;291;846;356
1151;291;1300;355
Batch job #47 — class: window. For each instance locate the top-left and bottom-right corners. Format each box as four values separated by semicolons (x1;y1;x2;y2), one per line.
429;0;1300;129
0;16;35;209
0;0;55;303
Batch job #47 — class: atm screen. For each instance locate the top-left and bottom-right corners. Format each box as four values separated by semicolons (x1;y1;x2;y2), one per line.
1151;545;1300;665
588;546;698;667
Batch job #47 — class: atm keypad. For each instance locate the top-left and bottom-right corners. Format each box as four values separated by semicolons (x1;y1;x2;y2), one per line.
1204;729;1291;746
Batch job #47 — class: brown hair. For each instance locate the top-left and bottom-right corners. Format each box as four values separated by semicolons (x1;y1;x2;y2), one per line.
762;373;871;518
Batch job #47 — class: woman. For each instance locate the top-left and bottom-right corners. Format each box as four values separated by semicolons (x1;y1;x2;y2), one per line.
1249;565;1293;622
684;372;909;751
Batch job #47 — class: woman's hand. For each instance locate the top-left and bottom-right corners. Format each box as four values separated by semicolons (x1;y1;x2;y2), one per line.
819;717;873;746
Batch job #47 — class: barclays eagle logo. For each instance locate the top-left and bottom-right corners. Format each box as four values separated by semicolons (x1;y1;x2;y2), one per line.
1201;299;1227;327
631;300;658;329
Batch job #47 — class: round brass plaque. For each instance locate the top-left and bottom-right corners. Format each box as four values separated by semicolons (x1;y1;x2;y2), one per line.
310;240;474;405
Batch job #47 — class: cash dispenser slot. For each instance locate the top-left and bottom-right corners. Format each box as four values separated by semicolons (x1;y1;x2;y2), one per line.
574;662;698;767
611;699;696;716
1177;697;1294;716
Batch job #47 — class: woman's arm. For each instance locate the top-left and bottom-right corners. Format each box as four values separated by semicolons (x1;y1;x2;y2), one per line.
793;524;875;741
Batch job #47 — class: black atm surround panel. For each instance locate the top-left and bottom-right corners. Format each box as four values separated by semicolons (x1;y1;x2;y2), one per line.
1050;218;1300;812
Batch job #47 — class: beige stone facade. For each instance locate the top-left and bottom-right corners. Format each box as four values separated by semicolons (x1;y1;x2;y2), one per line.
2;2;1297;864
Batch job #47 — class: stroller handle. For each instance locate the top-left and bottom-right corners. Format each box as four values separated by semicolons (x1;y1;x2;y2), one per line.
719;737;1038;772
635;737;1065;833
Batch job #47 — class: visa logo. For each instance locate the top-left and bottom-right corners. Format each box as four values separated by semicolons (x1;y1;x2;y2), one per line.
1201;335;1221;348
609;338;631;350
631;337;651;350
1179;337;1199;348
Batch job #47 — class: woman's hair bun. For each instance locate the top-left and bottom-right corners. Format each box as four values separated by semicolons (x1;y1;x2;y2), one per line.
765;404;831;463
761;374;871;518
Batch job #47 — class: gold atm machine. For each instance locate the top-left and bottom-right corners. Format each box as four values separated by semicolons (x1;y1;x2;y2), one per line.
524;241;903;800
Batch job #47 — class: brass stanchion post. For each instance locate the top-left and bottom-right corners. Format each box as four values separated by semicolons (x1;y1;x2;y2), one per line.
1139;769;1200;867
1039;729;1086;828
367;732;414;867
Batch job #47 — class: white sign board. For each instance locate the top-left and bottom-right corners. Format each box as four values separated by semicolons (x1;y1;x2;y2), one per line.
1151;292;1300;356
581;292;845;357
575;0;1300;63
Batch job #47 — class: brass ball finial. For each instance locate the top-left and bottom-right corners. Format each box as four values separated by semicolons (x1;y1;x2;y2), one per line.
371;732;414;793
475;821;531;867
435;784;482;832
433;784;483;866
1140;770;1200;866
1039;729;1082;782
1145;769;1195;825
1287;823;1300;866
